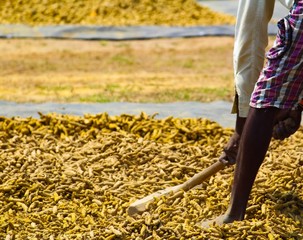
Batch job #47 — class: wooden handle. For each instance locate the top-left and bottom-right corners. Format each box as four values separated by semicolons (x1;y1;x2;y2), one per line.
128;184;182;216
180;160;226;191
127;160;227;216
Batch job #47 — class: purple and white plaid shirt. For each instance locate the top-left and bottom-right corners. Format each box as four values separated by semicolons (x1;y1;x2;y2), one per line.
250;0;303;110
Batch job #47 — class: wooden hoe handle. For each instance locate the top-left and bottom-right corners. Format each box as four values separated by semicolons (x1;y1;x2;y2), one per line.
181;160;226;191
127;160;226;216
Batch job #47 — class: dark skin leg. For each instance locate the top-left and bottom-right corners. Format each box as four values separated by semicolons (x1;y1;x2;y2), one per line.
224;107;277;221
200;107;278;226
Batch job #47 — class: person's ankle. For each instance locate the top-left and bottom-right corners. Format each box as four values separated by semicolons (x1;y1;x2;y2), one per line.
223;208;245;223
221;213;244;224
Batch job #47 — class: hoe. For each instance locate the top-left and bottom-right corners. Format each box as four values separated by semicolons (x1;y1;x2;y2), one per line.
128;160;228;216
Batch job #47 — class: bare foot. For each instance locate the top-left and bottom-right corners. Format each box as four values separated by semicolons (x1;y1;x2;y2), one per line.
197;214;239;228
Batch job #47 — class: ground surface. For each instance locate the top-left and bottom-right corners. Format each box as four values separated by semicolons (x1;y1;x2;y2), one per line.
1;36;276;105
0;31;302;240
0;37;236;103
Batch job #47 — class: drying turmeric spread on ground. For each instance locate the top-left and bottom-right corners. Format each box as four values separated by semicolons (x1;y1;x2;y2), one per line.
0;0;235;26
0;113;302;239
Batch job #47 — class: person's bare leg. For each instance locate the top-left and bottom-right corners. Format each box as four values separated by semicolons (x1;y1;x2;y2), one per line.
225;107;277;220
200;107;277;227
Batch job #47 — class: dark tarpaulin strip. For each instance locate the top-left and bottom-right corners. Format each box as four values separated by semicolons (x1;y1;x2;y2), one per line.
0;24;279;40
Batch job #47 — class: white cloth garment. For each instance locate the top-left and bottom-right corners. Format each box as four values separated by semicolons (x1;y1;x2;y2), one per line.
279;0;294;8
